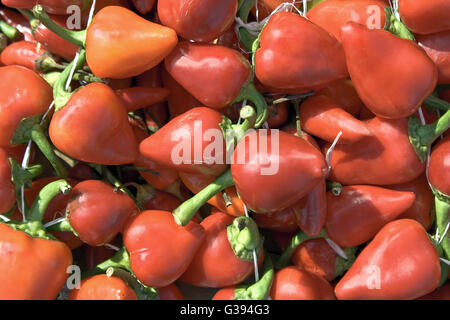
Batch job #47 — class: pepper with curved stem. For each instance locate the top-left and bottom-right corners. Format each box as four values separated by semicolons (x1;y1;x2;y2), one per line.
26;179;71;222
275;229;328;270
106;267;158;300
227;216;263;261
409;108;450;162
0;21;19;40
12;114;68;178
43;71;106;88
82;246;131;279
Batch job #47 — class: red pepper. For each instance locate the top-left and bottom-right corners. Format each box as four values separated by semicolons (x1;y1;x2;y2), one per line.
270;266;335;300
300;95;372;144
115;86;170;113
255;11;348;94
68;162;95;181
266;101;289;129
417;30;450;85
123;210;205;287
341;22;437;119
231;129;327;213
0;8;33;41
64;180;139;246
2;0;84;15
0;65;53;148
398;0;450;35
49;82;139;165
325;117;426;185
69;274;137;300
0;40;56;72
317;79;364;117
325;185;416;247
0;223;72;299
251;0;302;21
335;219;441;300
253;209;298;233
157;0;237;42
307;0;387;42
139;107;228;176
0;148;16;214
180;214;262;287
389;174;434;230
158;283;185;300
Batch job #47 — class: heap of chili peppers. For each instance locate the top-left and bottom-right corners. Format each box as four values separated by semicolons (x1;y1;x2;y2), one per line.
0;0;449;301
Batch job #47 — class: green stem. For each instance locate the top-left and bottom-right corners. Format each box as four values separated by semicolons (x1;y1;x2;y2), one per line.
424;95;450;112
53;49;87;111
82;246;131;279
173;169;235;226
30;125;68;178
32;5;86;46
27;180;71;222
106;267;158;300
435;193;450;260
238;0;256;23
234;254;274;300
45;218;74;233
43;70;106;87
26;164;43;178
235;82;268;128
293;99;302;137
326;181;343;196
409;109;450;162
238;27;256;53
0;21;19;40
384;7;415;41
0;34;7;52
35;53;66;73
276;229;328;270
227;216;263;261
334;246;357;277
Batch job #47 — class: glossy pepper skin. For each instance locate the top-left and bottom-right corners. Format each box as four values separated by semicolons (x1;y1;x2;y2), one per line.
389;174;433;230
325;117;426;186
165;42;251;109
0;65;53;148
180;213;256;287
255;12;348;94
291;238;337;282
307;0;387;42
0;148;16;214
66;180;139;246
335;219;441;300
317;79;364;117
417;31;450;85
69;274;137;300
398;0;450;35
270;266;335;300
158;0;237;42
1;0;83;15
0;8;33;41
0;41;46;72
86;6;178;79
49;82;138;165
0;223;72;299
231;129;327;213
341;22;437;119
123;210;205;288
139;107;227;176
325;185;416;247
300;95;371;144
428;135;450;196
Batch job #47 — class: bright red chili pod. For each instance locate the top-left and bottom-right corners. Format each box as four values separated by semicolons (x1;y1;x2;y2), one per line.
158;283;185;300
0;223;72;299
398;0;450;35
180;214;262;288
231;129;327;213
325;185;416;247
389;174;434;230
0;148;16;214
0;40;53;72
115;86;170;113
69;274;137;300
49;82;139;165
139;107;228;176
335;219;441;300
317;79;364;117
417;31;450;84
300;95;372;144
123;210;205;288
270;266;335;300
0;65;53;148
341;22;437;119
65;180;139;246
255;11;348;94
267;101;289;129
307;0;387;42
157;0;237;42
164;42;252;110
325;117;426;185
85;6;178;78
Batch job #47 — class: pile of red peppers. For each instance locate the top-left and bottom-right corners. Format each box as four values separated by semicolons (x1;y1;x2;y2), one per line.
0;0;449;301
